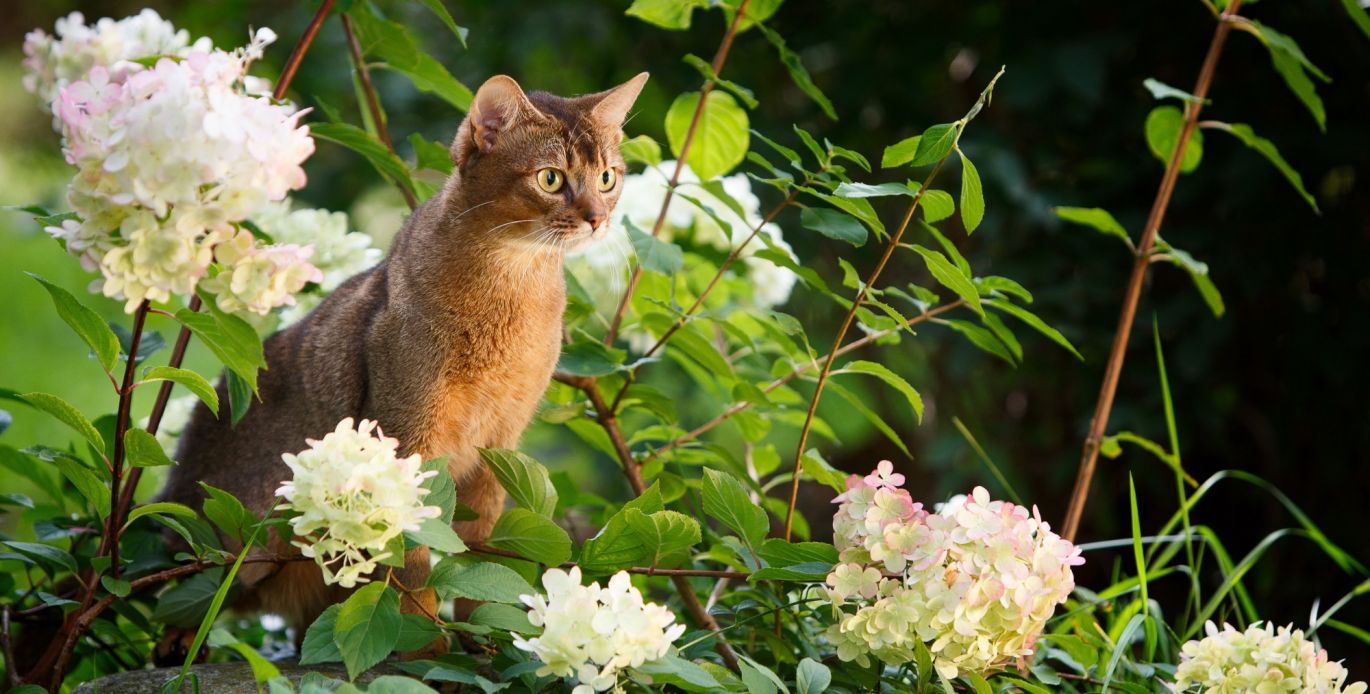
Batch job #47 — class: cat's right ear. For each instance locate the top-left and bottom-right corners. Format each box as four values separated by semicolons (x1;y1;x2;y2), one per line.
453;75;538;167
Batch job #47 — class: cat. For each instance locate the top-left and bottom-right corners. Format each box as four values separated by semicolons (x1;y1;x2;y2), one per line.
159;72;648;640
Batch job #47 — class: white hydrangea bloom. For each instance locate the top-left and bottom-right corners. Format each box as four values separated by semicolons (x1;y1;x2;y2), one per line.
199;229;322;316
253;199;383;292
1171;621;1366;693
566;160;800;343
37;19;315;313
513;567;686;693
825;465;1083;679
22;9;211;112
276;418;441;589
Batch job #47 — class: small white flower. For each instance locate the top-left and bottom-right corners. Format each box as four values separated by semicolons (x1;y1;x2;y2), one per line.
1171;621;1366;693
276;418;441;588
513;567;685;692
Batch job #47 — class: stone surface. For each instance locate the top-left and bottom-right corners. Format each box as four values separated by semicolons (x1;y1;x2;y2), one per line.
71;659;396;693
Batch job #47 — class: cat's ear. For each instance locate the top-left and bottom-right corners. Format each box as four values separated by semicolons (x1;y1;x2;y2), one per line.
589;72;649;129
465;75;539;155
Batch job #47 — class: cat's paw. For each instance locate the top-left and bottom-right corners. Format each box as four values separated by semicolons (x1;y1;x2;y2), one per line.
152;627;206;667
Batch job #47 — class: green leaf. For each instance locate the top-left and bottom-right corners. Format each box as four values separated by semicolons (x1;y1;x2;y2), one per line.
404;518;468;554
429;555;535;603
1250;21;1329;131
1342;0;1370;41
141;366;219;417
757;539;837;567
799;208;866;247
882;135;921;169
1054;206;1135;251
722;0;784;33
963;672;993;694
349;5;472;111
834;360;924;423
625;218;684;275
415;0;469;47
911;123;961;167
623;509;700;568
580;486;665;571
199;482;261;545
3;541;76;574
701;468;769;550
1207;121;1318;212
408;133;453;175
558;337;626;377
1153;239;1225;317
1144;105;1202;173
226;369;252;426
739;657;789;694
635;654;721;692
796;659;831;694
756;25;836;120
27;274;120;373
1142;78;1206;105
334;582;402;680
621;134;663;167
153;571;223;628
827;381;911;458
175;299;266;393
393;614;444;654
124;501;197;530
53;456;110;514
419;457;456;523
665;91;750;180
298;605;341;665
124;427;174;467
943;318;1016;365
17;392;104;453
920;189;955;223
910;246;982;316
479;448;557;517
311;121;418;201
682;54;758;109
833;182;914;198
749;562;831;582
468;603;537;634
487;508;572;565
958;151;984;233
983;298;1083;360
626;0;709;29
101;575;131;598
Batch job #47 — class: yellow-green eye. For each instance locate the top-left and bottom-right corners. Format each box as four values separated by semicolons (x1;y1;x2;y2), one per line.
597;168;617;192
536;168;564;193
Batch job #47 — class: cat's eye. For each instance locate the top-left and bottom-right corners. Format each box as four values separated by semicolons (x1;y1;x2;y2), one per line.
536;168;564;193
597;168;617;192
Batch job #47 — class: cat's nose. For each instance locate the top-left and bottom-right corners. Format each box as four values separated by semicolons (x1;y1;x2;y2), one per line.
585;210;608;230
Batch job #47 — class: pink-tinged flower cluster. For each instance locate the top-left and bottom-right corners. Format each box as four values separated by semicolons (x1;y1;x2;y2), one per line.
825;462;1083;679
199;230;322;316
1171;622;1366;693
32;14;316;314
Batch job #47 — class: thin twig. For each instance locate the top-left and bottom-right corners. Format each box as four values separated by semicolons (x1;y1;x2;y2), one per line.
341;13;419;210
781;159;952;539
104;300;150;578
1060;0;1243;542
274;0;335;102
604;0;754;345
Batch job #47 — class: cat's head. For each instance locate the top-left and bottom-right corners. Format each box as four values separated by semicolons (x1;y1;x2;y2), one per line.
448;72;648;252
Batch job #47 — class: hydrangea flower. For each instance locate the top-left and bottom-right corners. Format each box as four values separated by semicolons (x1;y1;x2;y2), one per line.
250;199;383;325
276;418;441;588
1171;621;1366;693
514;567;686;693
566;160;799;349
825;465;1083;679
33;15;316;313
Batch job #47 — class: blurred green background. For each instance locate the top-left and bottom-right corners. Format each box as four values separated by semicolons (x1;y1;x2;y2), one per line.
2;0;1367;667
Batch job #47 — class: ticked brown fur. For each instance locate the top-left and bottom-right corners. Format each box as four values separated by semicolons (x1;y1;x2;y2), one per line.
160;72;648;632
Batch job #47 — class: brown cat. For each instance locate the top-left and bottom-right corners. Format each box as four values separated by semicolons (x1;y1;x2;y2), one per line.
160;72;647;633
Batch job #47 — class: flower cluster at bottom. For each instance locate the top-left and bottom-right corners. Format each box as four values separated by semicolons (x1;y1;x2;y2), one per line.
514;567;686;693
823;462;1083;679
1171;621;1366;693
276;418;440;588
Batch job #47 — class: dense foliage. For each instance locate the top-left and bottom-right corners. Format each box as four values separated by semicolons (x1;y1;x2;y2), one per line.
1;0;1368;692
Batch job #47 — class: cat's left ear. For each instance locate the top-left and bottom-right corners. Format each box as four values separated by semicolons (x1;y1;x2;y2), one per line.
589;72;649;128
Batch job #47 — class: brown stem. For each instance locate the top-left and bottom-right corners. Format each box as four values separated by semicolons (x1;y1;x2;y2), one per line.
341;13;419;211
1060;0;1242;542
604;0;753;345
102;300;150;578
645;299;965;462
273;0;335;102
782;158;952;539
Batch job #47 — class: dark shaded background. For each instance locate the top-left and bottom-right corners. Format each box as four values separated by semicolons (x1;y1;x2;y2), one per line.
3;0;1367;670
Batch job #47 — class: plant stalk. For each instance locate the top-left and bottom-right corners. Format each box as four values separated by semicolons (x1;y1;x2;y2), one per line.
1060;0;1243;542
341;13;419;210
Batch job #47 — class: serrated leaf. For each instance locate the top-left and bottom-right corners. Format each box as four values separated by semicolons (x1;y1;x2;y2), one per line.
1144;105;1202;173
882;135;921;168
468;603;537;634
1208;121;1318;212
478;448;556;517
311;121;419;201
1054;206;1134;251
625;218;684;275
141;366;218;417
623;509;700;568
626;0;709;29
17;392;104;453
799;208;866;247
958;151;984;233
579;486;665;572
756;24;836;120
404;517;468;554
910;246;982;316
334;582;401;680
834;360;924;423
487;508;572;565
199;482;260;545
428;556;535;603
53;457;110;514
701;468;768;550
911;123;961;167
125;427;174;467
28;274;120;373
558;337;626;377
665;91;749;180
983;298;1082;360
175;299;266;393
621;134;663;167
153;571;223;628
419;457;456;524
350;5;472;111
920;189;955;223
